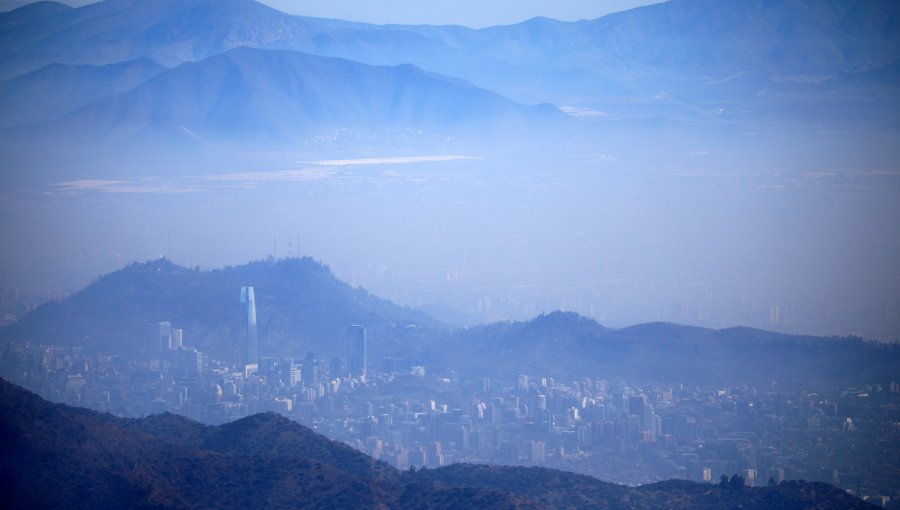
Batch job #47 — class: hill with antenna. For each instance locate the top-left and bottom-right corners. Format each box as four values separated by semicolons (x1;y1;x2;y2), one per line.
0;257;444;362
4;261;897;388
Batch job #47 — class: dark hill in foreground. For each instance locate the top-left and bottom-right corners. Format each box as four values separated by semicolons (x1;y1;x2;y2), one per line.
408;464;875;510
0;377;531;509
0;378;876;509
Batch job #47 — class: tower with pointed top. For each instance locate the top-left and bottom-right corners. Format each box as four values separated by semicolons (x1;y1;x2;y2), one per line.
240;286;258;368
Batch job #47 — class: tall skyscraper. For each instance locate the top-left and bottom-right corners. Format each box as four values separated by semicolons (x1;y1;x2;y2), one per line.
157;321;172;354
347;325;366;382
303;352;319;388
330;357;343;379
240;286;258;367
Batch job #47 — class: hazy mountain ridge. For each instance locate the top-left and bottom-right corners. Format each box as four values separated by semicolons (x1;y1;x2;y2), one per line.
0;0;571;158
0;378;878;509
579;0;900;73
0;0;69;27
1;0;897;179
318;0;894;113
0;0;461;79
0;57;166;128
0;257;443;362
3;0;897;114
20;0;900;78
3;260;897;388
24;46;563;145
437;311;899;386
432;0;900;115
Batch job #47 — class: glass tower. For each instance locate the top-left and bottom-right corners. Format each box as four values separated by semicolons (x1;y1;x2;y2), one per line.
240;286;258;367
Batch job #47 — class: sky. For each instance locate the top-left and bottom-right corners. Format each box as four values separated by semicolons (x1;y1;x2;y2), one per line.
261;0;661;27
48;0;662;28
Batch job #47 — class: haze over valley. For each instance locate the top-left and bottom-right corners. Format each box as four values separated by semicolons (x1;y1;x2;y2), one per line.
1;1;900;508
1;0;898;339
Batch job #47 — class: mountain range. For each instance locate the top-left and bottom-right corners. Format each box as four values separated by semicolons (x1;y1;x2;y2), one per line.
0;377;878;509
3;258;898;387
1;0;898;177
22;46;563;146
4;0;898;104
0;56;166;128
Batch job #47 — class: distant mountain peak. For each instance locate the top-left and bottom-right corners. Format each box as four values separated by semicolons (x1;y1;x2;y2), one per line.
5;0;70;16
25;44;564;147
529;310;607;330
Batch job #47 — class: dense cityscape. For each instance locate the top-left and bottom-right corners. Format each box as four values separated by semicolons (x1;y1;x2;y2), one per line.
2;284;897;508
